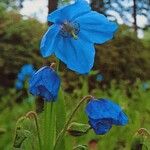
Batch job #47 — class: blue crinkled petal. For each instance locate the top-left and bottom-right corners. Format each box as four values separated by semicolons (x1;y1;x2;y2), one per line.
47;0;91;24
86;99;121;119
30;85;53;101
74;11;118;44
89;118;112;135
85;99;128;125
29;66;60;101
29;66;46;88
54;33;95;74
40;25;60;57
117;111;128;125
40;67;60;100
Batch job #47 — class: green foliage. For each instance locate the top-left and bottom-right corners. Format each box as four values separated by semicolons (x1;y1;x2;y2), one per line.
131;128;150;150
143;28;150;48
1;80;149;149
0;6;150;89
67;122;91;137
95;25;150;82
0;6;46;87
0;4;150;150
55;88;67;150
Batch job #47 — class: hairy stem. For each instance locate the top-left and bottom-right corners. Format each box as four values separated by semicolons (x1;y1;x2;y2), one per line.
53;95;94;150
26;111;42;150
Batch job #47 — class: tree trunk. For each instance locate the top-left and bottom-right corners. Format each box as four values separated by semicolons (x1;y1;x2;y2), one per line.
133;0;137;35
48;0;58;13
90;0;104;13
35;0;59;112
48;0;58;25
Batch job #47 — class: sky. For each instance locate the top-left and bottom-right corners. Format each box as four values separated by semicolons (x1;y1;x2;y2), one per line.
20;0;48;22
20;0;148;38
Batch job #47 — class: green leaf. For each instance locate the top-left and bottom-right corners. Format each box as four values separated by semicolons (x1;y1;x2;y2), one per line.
55;88;67;150
13;127;31;148
131;128;150;150
67;122;91;137
89;70;99;76
0;128;6;135
44;102;56;150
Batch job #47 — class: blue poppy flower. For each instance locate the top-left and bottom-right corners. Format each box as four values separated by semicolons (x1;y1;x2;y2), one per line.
15;80;23;90
20;64;35;76
40;0;117;74
17;72;25;81
29;66;61;102
15;64;36;90
85;98;128;135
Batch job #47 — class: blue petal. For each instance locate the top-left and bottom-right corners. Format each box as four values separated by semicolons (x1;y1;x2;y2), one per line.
89;118;112;135
15;80;23;90
21;64;34;75
86;99;121;119
54;34;95;74
85;99;128;125
29;66;46;88
30;85;53;101
117;112;128;125
74;11;118;44
17;72;25;81
40;25;60;57
47;0;91;23
40;67;60;99
29;66;60;101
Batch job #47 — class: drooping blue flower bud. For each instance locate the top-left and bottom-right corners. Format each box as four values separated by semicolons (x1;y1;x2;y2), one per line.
29;66;61;102
85;98;128;135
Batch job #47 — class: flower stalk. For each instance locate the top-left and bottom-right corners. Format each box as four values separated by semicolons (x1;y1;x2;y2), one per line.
53;95;94;150
26;111;42;150
44;102;55;150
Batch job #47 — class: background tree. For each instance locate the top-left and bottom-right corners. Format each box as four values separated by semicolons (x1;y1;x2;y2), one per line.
90;0;150;34
0;0;150;89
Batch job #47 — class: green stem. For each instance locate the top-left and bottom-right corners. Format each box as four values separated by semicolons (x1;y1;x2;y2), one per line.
33;114;42;150
26;111;42;150
44;102;55;150
53;95;94;150
56;59;60;73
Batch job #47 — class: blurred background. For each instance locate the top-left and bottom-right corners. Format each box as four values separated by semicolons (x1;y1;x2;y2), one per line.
0;0;150;149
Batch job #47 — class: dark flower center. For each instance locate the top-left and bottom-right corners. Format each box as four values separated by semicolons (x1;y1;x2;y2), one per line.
60;21;80;39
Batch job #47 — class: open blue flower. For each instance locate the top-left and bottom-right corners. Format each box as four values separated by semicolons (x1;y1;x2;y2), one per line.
40;0;117;74
85;98;128;135
15;64;36;90
29;66;60;102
